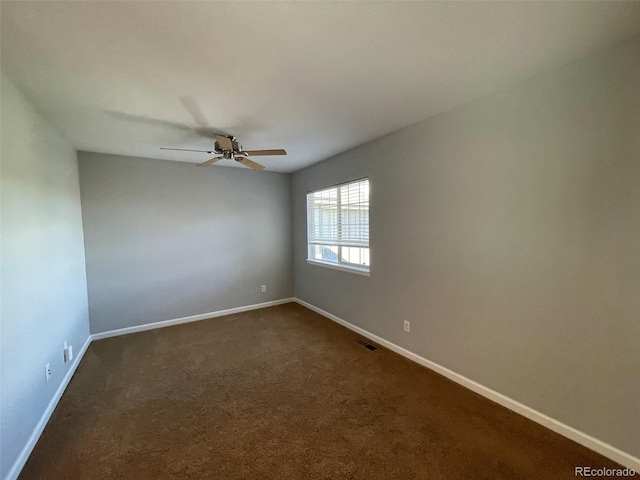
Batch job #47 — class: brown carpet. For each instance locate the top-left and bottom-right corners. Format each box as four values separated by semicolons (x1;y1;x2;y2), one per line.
20;303;621;479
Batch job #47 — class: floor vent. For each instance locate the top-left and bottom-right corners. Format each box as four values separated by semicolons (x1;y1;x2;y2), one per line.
355;338;378;351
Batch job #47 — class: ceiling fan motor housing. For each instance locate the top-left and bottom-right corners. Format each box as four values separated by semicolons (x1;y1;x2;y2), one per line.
214;138;242;154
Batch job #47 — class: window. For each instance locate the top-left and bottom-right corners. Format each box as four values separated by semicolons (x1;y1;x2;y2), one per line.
307;178;370;275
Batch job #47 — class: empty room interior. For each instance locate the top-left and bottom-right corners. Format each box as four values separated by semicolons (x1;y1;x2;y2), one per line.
1;2;639;479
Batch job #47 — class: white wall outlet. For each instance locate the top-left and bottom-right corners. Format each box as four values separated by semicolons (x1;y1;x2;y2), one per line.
261;285;266;293
63;341;73;363
45;363;51;382
404;320;410;333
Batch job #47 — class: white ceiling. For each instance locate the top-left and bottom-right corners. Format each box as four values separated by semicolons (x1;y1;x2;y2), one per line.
2;2;640;173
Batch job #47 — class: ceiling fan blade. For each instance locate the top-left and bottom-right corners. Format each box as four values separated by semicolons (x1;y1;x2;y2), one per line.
214;134;234;151
236;157;265;170
197;157;223;167
242;149;287;156
160;147;213;153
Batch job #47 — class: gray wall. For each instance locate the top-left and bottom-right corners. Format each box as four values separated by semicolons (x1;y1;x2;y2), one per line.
0;73;90;478
78;152;293;334
292;38;640;457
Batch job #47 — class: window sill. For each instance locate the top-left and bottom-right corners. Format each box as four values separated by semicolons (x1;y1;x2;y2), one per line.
306;259;371;277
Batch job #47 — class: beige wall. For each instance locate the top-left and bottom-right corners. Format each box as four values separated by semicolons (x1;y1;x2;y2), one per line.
78;152;293;334
292;38;640;458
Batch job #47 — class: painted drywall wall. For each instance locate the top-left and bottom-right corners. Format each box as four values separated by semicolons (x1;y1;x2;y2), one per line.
0;72;90;479
78;152;293;334
292;38;640;458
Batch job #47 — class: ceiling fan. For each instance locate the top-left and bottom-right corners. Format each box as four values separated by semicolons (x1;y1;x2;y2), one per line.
161;134;286;170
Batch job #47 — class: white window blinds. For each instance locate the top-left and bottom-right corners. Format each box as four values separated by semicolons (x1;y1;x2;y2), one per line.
307;178;370;271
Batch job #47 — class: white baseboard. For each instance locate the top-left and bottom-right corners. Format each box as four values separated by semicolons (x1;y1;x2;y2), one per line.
8;298;637;480
6;299;295;480
4;335;92;480
91;298;295;341
294;298;640;472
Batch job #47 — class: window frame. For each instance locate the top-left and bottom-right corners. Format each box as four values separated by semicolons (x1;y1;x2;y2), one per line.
306;177;370;276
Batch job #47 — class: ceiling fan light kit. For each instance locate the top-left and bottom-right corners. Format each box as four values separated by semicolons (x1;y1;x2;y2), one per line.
161;134;287;170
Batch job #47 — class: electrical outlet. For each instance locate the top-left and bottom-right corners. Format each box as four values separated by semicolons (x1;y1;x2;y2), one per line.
45;363;51;382
404;320;410;333
261;285;266;293
63;341;73;363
